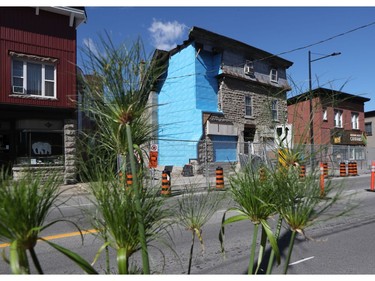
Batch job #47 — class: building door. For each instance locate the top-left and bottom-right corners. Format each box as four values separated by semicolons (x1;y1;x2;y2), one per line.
0;120;12;170
0;132;11;168
211;135;237;162
243;126;256;155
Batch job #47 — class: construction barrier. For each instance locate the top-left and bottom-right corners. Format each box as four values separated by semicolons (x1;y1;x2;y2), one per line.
299;165;306;179
323;162;329;178
370;161;375;192
126;173;133;187
161;170;171;196
339;162;347;177
216;167;224;189
348;161;358;176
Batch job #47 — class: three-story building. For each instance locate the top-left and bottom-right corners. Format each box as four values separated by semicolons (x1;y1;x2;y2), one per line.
153;26;293;171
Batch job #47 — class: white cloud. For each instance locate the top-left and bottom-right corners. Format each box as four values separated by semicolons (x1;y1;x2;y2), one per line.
148;19;187;51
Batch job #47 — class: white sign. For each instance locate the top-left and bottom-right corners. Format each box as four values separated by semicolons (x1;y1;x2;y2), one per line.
150;144;158;152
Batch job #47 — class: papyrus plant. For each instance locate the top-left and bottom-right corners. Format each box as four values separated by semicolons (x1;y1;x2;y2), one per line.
79;33;167;274
0;171;96;274
87;165;170;274
172;187;225;274
220;164;280;274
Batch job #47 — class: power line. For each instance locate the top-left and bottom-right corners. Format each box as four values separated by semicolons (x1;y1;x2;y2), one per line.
257;20;375;62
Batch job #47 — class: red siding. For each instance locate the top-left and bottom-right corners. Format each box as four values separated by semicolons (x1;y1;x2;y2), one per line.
0;7;77;109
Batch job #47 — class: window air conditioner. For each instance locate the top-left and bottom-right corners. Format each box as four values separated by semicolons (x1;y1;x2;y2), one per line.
244;61;254;75
13;86;24;94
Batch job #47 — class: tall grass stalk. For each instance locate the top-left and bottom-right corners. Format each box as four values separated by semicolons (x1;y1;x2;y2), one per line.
126;123;150;274
173;187;225;274
0;171;96;274
220;164;280;275
273;165;351;274
86;159;170;274
79;33;167;274
265;215;283;274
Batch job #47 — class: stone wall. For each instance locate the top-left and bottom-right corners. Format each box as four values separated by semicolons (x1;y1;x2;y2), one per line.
64;119;77;184
12;165;64;182
196;77;288;172
219;77;287;143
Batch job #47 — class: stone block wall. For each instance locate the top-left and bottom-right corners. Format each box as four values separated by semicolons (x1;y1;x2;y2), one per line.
64;119;77;184
196;77;288;172
219;77;287;143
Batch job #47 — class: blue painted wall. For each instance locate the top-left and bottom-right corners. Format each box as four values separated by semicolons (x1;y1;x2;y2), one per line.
195;50;221;111
157;44;221;167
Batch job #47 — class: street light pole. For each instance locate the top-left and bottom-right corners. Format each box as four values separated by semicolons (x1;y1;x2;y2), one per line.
308;50;341;171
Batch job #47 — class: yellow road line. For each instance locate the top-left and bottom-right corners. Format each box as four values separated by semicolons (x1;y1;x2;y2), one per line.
0;229;98;248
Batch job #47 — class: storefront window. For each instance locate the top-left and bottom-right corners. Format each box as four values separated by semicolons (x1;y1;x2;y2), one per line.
16;131;64;165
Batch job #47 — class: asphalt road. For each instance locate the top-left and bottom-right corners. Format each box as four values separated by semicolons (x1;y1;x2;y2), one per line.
1;174;375;274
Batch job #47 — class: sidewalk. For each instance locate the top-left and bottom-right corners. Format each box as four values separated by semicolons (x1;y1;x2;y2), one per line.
59;166;372;197
58;173;222;197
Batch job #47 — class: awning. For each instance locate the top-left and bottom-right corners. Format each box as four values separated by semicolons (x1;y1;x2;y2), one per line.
9;51;59;64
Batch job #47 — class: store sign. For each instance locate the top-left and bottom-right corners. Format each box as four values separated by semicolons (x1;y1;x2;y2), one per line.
349;133;362;142
333;136;341;144
331;129;365;145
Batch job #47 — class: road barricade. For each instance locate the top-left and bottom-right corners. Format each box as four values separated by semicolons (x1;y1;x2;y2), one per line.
339;162;347;177
216;167;224;189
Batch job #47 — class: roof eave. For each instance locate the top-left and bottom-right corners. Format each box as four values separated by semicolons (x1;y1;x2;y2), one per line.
36;7;87;28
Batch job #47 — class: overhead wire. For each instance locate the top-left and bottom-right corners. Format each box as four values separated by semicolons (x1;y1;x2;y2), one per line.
253;20;375;63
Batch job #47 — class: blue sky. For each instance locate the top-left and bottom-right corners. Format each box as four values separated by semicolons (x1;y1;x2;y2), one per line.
76;5;375;111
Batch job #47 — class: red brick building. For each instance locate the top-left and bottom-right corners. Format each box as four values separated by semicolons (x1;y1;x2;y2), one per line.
288;87;370;147
0;7;86;183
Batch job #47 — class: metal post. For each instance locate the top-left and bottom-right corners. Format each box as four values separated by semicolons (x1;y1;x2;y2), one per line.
205;139;209;189
308;50;341;173
308;51;314;171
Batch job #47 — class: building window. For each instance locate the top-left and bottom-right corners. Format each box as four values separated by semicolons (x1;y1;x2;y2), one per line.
322;108;328;121
16;131;64;165
365;122;372;136
12;59;56;98
270;68;278;82
244;60;254;76
271;99;278;120
334;109;343;128
245;95;253;117
351;112;359;130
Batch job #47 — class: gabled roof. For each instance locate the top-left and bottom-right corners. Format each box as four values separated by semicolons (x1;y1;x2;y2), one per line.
288;87;370;105
168;26;293;69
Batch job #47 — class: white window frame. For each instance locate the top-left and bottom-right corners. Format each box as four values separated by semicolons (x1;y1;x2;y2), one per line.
322;108;328;121
334;109;343;128
244;95;253;117
271;99;278;121
12;59;56;98
244;60;254;76
351;112;359;130
270;68;278;82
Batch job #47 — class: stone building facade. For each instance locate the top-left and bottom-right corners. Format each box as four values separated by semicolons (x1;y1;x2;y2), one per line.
155;26;293;170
